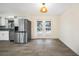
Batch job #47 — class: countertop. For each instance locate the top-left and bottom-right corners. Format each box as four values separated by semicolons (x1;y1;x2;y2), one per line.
0;26;10;31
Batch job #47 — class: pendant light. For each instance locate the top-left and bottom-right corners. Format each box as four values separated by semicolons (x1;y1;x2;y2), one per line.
40;3;48;13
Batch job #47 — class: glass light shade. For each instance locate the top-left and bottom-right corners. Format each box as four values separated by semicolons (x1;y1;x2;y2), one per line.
40;6;48;13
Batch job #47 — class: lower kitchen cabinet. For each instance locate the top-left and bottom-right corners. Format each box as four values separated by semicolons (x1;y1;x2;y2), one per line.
0;31;9;40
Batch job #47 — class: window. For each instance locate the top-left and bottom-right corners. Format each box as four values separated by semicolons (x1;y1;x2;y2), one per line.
37;21;43;32
45;21;51;31
37;21;51;32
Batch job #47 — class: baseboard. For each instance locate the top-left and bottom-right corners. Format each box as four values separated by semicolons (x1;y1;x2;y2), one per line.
0;40;9;42
32;38;59;40
59;39;79;56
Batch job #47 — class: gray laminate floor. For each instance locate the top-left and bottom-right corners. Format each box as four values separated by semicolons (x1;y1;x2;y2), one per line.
0;39;78;56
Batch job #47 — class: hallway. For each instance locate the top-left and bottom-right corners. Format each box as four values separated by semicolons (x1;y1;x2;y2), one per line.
0;39;77;56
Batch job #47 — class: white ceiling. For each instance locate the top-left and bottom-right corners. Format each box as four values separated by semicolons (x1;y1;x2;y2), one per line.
0;3;71;16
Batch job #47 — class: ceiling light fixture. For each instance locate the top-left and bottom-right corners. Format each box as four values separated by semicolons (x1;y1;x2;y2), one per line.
40;3;48;13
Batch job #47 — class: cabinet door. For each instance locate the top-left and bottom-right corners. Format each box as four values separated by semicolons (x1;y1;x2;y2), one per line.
0;31;9;40
1;17;6;26
14;18;19;26
0;17;5;26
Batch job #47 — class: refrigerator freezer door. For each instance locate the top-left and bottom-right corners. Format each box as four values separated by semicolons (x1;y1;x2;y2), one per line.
15;31;27;44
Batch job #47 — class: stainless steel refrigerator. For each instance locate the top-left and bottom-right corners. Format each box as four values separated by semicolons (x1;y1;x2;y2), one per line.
15;18;31;44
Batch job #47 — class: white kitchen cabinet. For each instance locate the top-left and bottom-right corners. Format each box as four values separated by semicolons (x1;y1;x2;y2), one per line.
14;18;19;26
0;17;6;26
0;31;9;40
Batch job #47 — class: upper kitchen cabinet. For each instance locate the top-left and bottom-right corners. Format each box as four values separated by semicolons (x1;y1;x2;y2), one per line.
14;16;19;26
5;16;19;28
0;16;6;26
0;16;23;27
0;17;1;25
